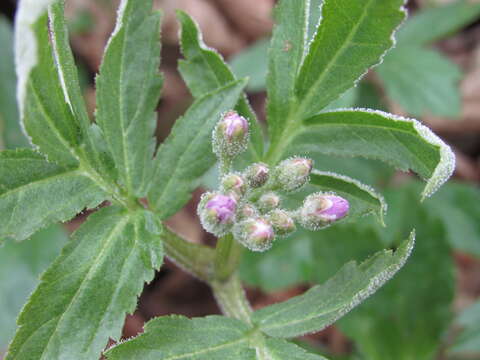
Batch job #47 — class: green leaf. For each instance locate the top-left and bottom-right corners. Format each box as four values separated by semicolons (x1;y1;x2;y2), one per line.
339;214;454;360
0;16;29;149
252;234;414;338
176;11;263;160
6;206;163;360
377;46;462;117
309;170;386;224
0;225;67;349
266;0;312;146
95;0;162;197
230;38;269;92
15;1;81;165
294;0;406;119
396;0;480;46
148;79;247;219
105;315;256;359
261;338;328;360
448;300;480;358
0;149;105;241
288;109;455;199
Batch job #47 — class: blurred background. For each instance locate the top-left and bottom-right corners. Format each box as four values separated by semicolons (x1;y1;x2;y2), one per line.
0;0;480;359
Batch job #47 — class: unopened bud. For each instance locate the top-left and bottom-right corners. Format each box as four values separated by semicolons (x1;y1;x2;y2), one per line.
257;192;280;212
221;173;247;199
198;192;237;236
213;111;249;158
233;217;274;252
244;162;269;188
268;209;296;236
299;193;349;230
238;203;258;219
275;157;313;192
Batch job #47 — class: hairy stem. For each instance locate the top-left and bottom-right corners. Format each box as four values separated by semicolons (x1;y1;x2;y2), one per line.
211;275;252;324
161;225;215;282
214;234;243;282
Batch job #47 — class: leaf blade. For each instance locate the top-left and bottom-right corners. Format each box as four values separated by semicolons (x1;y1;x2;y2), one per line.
252;234;414;338
148;79;247;219
105;315;255;360
0;149;105;241
295;0;406;119
95;0;162;197
5;206;163;360
288;109;455;199
177;11;263;160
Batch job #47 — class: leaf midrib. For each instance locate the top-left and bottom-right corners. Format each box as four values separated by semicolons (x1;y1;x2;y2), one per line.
37;214;130;360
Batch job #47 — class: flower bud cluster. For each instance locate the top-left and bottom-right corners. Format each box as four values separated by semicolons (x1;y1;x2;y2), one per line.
199;111;350;252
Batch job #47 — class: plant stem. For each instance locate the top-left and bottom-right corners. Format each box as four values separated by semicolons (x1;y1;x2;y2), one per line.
161;226;215;282
214;234;243;282
211;275;252;324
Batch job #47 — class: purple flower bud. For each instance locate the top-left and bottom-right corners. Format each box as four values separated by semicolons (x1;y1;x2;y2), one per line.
213;111;249;158
257;192;281;212
299;193;349;230
244;162;269;188
198;192;237;236
268;209;296;236
221;173;247;199
275;157;313;192
233;217;275;252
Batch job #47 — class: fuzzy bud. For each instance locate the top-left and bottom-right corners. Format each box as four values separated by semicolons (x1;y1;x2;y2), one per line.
213;111;249;158
257;192;281;213
275;157;313;192
238;203;258;220
299;193;349;230
268;209;296;236
221;173;247;199
233;217;275;252
198;192;237;236
244;162;269;188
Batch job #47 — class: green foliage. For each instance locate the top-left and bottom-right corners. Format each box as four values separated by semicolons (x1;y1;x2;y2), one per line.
252;235;414;338
0;225;67;349
261;338;328;360
339;215;454;360
6;206;163;360
230;38;269;92
0;16;29;149
289;110;454;199
105;315;256;359
96;0;162;197
448;300;480;359
176;11;263;160
147;80;247;219
0;149;105;241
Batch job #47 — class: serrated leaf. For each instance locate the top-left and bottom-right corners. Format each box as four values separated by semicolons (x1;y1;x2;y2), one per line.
339;214;454;360
448;300;480;358
0;149;105;241
294;0;406;120
95;0;162;197
148;79;247;219
0;225;67;349
287;109;455;199
396;0;480;46
252;234;414;338
377;46;462;117
309;170;386;224
260;338;328;360
267;0;312;146
176;11;263;160
15;0;81;165
0;16;29;149
6;206;163;360
105;315;256;360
